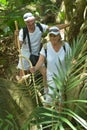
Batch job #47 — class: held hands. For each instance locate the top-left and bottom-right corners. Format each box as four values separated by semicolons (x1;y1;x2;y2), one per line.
29;67;36;73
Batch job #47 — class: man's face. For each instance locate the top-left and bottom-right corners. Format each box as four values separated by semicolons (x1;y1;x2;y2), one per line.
25;19;35;27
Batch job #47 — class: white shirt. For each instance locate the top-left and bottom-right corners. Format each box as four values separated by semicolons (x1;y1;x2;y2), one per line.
40;41;71;80
19;23;48;56
17;23;48;70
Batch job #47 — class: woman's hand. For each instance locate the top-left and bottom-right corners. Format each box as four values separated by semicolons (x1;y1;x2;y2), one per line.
29;67;36;73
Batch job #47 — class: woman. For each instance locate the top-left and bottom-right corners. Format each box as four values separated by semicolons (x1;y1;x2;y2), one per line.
30;26;71;106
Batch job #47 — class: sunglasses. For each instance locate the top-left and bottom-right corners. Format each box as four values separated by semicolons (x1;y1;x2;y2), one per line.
49;29;59;32
23;16;29;19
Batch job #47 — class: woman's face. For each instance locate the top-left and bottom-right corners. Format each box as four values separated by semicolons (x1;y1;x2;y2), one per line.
49;34;61;44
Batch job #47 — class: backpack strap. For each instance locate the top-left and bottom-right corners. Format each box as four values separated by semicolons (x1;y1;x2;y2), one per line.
62;41;66;52
43;43;47;67
43;43;47;57
23;26;32;53
22;23;43;53
36;22;43;32
23;26;27;41
63;44;66;52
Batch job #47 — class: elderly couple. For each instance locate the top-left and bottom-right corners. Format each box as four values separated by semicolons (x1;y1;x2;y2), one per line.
17;12;71;106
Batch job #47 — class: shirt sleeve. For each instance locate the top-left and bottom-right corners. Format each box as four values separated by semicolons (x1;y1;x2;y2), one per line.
40;23;48;32
19;28;23;42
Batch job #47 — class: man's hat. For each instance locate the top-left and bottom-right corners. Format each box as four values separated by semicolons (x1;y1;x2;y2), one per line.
23;12;35;21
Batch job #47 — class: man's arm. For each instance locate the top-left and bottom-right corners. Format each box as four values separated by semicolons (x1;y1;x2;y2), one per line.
56;23;70;30
47;23;70;30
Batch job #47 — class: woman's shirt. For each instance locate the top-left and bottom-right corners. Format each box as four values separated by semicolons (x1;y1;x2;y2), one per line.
40;41;71;80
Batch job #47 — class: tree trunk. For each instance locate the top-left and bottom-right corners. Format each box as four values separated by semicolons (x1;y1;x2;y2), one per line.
64;0;87;43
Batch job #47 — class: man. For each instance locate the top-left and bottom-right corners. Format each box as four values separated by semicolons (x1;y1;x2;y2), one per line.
17;12;48;90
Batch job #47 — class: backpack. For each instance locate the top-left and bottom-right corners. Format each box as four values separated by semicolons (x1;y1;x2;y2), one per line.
43;42;66;67
23;22;43;42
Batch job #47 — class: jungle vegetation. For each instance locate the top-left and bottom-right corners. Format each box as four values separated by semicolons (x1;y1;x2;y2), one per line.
0;0;87;130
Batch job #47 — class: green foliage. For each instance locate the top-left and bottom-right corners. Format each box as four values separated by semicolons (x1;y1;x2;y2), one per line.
0;0;65;38
0;0;7;5
0;0;30;37
0;113;19;130
0;0;87;129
